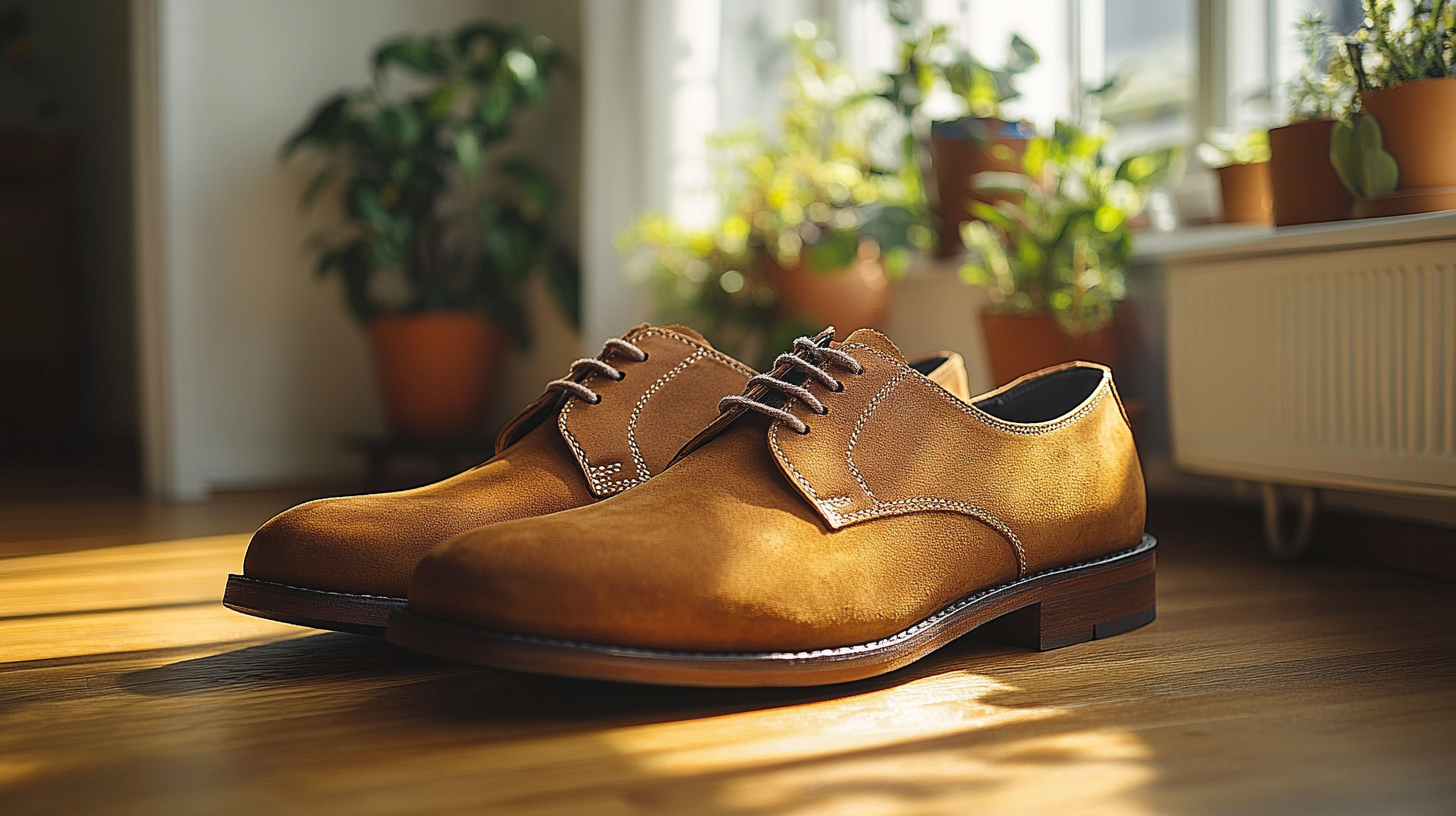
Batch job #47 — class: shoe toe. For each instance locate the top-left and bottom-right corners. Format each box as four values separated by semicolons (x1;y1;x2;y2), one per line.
242;497;410;597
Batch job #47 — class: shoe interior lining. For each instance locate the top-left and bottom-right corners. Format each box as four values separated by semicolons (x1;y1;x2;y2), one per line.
973;367;1104;424
909;355;949;376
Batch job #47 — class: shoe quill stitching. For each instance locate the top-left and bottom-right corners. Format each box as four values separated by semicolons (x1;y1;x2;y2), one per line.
719;334;864;435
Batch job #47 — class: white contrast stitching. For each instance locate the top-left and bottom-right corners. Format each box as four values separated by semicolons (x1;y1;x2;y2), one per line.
771;343;1093;576
625;349;707;479
844;344;1111;436
844;370;914;501
560;329;755;496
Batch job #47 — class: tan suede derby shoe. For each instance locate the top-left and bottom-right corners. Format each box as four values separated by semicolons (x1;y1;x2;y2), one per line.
388;328;1154;686
223;323;973;635
223;324;756;633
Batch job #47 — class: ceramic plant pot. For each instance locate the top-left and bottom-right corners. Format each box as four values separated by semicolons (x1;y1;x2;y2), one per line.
1268;119;1355;226
980;311;1118;388
929;117;1033;256
369;311;503;439
767;241;891;335
1352;187;1456;219
1362;77;1456;191
1215;161;1274;225
1356;78;1456;218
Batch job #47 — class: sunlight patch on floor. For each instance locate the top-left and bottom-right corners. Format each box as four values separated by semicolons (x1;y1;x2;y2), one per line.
0;535;305;662
603;671;1065;774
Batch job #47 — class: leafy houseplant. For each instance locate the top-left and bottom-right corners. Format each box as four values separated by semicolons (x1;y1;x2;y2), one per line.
881;0;1039;256
1269;10;1359;226
958;122;1176;385
1341;0;1456;216
1197;130;1273;225
283;22;578;437
620;25;930;366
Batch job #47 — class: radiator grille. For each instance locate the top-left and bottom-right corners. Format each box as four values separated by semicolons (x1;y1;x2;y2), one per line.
1167;240;1456;497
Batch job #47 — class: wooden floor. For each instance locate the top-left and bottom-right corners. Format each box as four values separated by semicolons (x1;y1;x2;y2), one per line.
2;497;1454;815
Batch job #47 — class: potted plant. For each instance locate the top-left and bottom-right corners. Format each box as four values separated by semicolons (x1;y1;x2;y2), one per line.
1198;130;1273;225
619;25;931;366
881;4;1039;256
958;122;1176;386
283;22;578;439
1268;10;1357;226
1340;0;1456;217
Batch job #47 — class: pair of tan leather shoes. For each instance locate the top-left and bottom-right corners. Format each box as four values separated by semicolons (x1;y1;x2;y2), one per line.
225;324;1154;687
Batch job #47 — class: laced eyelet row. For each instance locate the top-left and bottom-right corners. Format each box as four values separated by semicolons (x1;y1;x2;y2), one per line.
544;337;648;405
718;334;863;434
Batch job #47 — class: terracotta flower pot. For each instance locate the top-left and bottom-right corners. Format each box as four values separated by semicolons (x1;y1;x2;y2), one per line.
369;311;503;439
1352;187;1456;219
1362;77;1456;191
1215;161;1273;225
929;118;1032;256
767;241;890;334
980;312;1118;388
1268;119;1354;226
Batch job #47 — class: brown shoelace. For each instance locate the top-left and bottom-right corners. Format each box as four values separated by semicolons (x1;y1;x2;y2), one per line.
719;334;863;434
545;338;648;404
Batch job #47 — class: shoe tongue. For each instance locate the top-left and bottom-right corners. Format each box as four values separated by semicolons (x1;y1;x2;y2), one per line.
839;328;906;364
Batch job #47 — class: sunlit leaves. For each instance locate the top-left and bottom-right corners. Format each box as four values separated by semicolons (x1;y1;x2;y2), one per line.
279;19;578;336
958;120;1180;336
373;38;449;78
452;127;481;178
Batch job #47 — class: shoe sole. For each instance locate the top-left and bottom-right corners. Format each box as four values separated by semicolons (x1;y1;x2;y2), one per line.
222;574;404;636
385;534;1157;687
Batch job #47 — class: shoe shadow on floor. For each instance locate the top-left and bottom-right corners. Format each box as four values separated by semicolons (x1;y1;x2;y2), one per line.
118;628;1019;729
119;632;450;693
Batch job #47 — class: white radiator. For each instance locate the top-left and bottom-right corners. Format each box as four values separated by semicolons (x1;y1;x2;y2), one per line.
1165;217;1456;503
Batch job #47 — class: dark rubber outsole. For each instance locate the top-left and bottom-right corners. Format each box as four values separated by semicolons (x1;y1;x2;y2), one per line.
222;574;405;636
385;535;1158;687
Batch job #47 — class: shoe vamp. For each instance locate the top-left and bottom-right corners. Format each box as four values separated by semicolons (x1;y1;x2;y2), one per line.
413;417;1021;652
243;421;595;597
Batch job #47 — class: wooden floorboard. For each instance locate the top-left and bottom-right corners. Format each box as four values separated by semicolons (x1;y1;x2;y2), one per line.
1;500;1453;815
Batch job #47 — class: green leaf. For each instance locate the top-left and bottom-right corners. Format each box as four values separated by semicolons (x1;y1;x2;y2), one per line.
1115;146;1178;186
1330;113;1399;197
376;104;423;146
504;49;538;83
805;230;859;272
372;38;449;78
452;127;482;178
500;159;560;215
1007;35;1040;73
484;212;536;281
281;93;349;158
425;84;460;121
477;86;514;135
1093;205;1125;232
546;247;581;329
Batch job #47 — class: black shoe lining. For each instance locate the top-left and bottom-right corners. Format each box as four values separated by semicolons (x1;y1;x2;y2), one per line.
973;366;1104;424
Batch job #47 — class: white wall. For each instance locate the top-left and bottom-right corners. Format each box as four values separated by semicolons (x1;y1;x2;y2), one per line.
141;0;582;498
